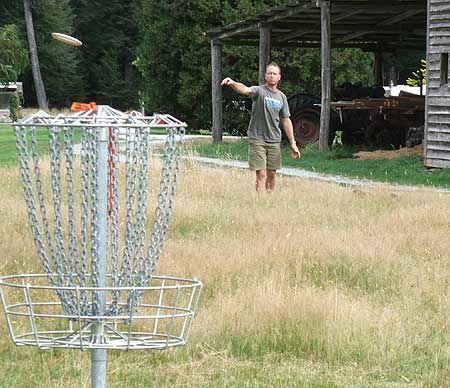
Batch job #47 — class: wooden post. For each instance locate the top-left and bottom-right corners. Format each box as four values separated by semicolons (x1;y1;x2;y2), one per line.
423;0;430;165
23;0;48;111
374;50;383;87
319;0;331;151
259;23;271;85
211;39;223;143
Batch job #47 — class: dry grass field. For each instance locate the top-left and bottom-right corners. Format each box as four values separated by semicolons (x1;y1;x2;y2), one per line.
1;157;450;387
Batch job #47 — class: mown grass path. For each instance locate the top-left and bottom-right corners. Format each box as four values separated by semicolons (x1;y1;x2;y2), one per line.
189;139;450;189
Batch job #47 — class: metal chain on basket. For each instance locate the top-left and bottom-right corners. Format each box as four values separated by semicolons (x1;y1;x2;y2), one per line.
119;126;138;289
112;127;145;315
29;125;57;276
64;125;87;314
15;113;186;318
49;125;81;314
49;126;67;277
15;125;55;283
16;125;77;314
128;129;142;284
142;126;185;281
79;127;92;313
129;128;144;285
134;128;150;286
90;127;101;315
109;127;121;314
114;127;151;315
64;126;79;283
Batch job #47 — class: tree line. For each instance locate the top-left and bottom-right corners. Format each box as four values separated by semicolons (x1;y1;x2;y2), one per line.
0;0;422;130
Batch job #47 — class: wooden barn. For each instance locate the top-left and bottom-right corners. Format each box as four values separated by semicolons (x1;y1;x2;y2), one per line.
425;0;450;168
207;0;450;168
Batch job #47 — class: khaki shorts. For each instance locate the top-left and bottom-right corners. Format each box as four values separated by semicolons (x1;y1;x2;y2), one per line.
248;138;281;171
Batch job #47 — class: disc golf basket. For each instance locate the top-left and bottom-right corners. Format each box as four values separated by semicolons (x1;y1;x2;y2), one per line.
0;106;202;387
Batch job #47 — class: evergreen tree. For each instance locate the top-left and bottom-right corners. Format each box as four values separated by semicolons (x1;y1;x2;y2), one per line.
135;0;222;125
0;0;24;28
406;59;427;87
384;50;424;85
72;0;140;109
31;0;85;107
0;24;28;84
1;0;85;107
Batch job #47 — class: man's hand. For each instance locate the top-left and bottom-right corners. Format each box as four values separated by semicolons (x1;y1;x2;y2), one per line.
290;141;301;159
281;117;299;158
221;77;234;87
221;77;252;96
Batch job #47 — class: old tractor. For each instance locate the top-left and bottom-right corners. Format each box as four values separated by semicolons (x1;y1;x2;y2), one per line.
288;84;425;148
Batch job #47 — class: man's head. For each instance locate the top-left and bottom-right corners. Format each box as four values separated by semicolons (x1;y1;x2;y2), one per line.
265;63;281;87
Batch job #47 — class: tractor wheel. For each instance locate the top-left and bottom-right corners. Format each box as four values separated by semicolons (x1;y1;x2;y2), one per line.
291;107;320;145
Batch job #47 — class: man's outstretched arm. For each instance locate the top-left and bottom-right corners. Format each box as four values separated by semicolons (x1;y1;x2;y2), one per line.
221;77;252;96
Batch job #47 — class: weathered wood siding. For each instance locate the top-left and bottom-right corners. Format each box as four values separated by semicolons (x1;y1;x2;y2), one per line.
425;0;450;168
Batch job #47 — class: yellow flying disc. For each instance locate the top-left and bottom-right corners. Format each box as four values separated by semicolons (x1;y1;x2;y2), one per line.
51;32;82;47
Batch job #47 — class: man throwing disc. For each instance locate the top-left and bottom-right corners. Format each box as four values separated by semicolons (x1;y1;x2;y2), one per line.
221;63;300;191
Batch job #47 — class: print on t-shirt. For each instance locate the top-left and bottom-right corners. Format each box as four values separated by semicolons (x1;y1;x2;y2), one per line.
264;96;282;110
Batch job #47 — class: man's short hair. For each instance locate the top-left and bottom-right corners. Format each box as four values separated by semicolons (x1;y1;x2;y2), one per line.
266;62;281;74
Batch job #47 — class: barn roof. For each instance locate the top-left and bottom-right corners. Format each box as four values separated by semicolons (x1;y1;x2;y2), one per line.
207;0;427;51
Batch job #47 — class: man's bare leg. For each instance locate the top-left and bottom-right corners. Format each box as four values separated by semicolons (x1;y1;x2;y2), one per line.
255;169;267;191
266;169;277;191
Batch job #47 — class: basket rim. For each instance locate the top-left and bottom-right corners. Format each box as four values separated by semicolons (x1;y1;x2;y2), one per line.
0;273;202;291
11;330;187;350
15;122;187;128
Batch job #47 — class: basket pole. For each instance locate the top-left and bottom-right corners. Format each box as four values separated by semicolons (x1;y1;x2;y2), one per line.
91;126;109;388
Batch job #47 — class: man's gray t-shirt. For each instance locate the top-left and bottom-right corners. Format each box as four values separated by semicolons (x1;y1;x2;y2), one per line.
247;85;290;143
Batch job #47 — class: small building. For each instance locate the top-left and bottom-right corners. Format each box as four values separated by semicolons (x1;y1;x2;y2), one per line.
424;0;450;168
0;82;23;122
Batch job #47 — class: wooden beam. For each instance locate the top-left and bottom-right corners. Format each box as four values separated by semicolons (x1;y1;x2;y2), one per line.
209;1;316;40
335;30;372;43
211;39;223;143
373;50;383;86
319;0;331;151
333;9;363;23
259;23;271;85
273;23;425;34
276;9;362;42
335;6;424;44
264;1;316;23
331;2;424;11
375;8;424;26
209;21;261;41
224;39;423;51
275;25;421;44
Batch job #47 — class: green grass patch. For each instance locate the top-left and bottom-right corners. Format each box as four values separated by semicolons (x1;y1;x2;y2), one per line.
0;124;21;166
0;124;82;167
170;214;223;239
213;320;375;366
302;260;400;300
190;139;450;188
108;349;346;387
